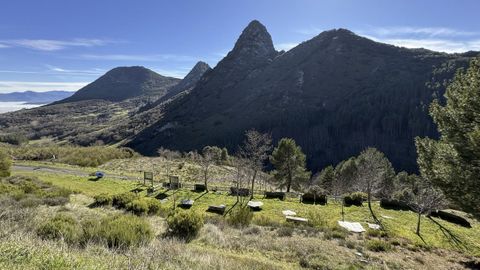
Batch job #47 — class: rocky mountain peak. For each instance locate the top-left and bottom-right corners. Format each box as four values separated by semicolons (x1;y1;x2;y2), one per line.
229;20;276;59
188;61;211;78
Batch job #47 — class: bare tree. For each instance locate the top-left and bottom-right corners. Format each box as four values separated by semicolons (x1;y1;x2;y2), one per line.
399;176;446;235
157;147;181;180
239;129;272;199
231;157;252;205
355;148;395;225
197;146;217;191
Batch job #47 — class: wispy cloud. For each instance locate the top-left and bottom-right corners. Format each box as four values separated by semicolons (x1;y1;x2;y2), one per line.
0;81;88;93
45;65;105;75
0;38;114;51
80;53;197;62
0;66;105;77
295;25;480;53
295;27;324;36
275;42;299;51
372;38;480;53
359;26;480;53
369;26;477;38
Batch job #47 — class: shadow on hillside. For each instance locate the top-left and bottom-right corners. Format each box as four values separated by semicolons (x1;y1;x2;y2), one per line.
428;217;466;250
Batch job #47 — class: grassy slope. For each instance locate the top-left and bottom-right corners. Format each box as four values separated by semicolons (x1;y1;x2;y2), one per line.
11;166;480;257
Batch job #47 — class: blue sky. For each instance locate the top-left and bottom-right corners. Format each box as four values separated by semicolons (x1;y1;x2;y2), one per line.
0;0;479;93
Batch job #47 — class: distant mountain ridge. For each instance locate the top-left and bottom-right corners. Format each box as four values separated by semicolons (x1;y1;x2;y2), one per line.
54;66;180;104
128;20;477;173
0;91;73;104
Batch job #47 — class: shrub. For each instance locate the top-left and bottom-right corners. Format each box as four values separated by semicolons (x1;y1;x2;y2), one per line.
167;210;204;240
227;205;253;228
37;213;83;244
323;227;347;240
93;193;112;207
112;192;137;208
0;150;12;178
307;210;328;228
0;176;71;206
0;134;28;145
277;226;294;237
380;198;411;211
344;192;366;206
126;199;149;215
96;214;153;248
366;239;392;252
145;198;162;215
252;215;281;227
6;146;136;167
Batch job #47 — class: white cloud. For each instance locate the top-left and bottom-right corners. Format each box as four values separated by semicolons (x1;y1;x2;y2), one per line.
275;42;299;51
80;53;197;62
0;81;88;93
45;65;105;75
295;27;324;36
0;38;113;51
363;34;480;53
370;26;477;38
0;66;105;77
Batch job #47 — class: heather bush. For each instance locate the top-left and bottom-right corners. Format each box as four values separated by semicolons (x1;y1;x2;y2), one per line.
167;210;204;240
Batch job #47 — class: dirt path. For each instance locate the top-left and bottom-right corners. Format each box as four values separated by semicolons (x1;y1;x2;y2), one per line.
12;164;139;181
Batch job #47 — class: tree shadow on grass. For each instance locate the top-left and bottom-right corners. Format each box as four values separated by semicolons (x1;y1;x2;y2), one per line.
194;191;208;201
428;216;467;250
224;200;239;217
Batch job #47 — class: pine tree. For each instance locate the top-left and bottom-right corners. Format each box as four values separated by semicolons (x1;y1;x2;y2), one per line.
416;58;480;218
270;138;310;192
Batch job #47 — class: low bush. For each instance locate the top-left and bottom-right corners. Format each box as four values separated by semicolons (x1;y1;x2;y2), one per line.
112;192;137;208
0;149;12;177
0;176;71;206
301;193;327;205
167;210;204;240
96;214;153;249
93;193;112;207
5;145;136;167
144;198;162;215
344;192;366;206
277;226;294;237
307;210;328;228
227;205;253;228
37;213;83;244
126;199;149;215
366;239;392;252
252;215;281;227
323;227;347;240
0;134;28;145
380;199;411;211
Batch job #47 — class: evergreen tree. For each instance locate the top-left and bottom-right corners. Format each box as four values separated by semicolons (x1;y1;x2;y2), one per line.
0;149;12;178
317;165;335;194
416;58;480;218
333;157;357;196
270;138;310;192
